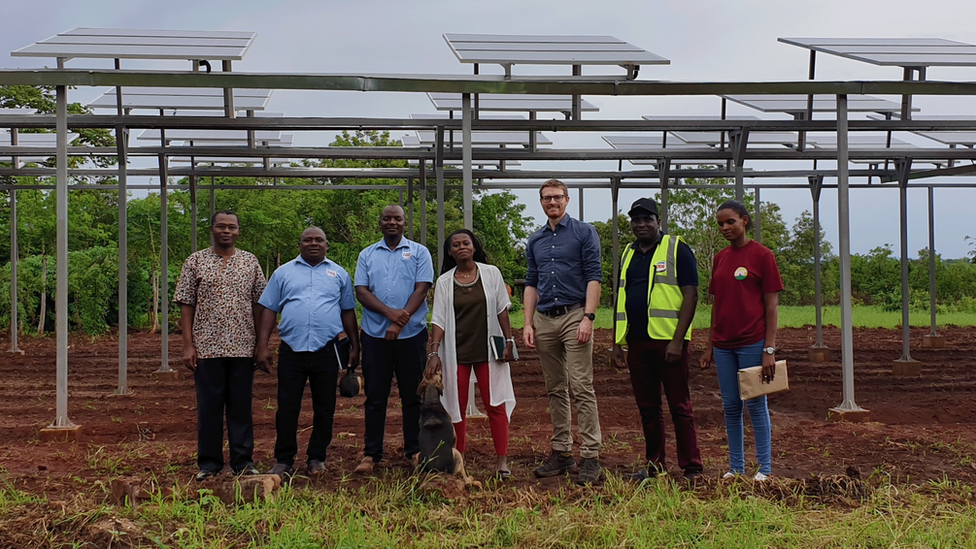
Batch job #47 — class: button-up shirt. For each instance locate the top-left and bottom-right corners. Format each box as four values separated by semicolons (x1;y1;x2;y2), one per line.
525;214;603;312
258;255;355;352
355;237;434;339
173;248;267;359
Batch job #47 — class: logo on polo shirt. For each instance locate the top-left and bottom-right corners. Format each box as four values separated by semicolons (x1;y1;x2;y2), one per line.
734;267;748;280
654;261;666;273
326;269;337;278
402;251;412;259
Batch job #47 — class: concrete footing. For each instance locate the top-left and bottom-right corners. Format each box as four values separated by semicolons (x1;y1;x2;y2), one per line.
7;349;25;356
921;335;946;349
151;369;180;381
892;360;921;377
827;408;871;423
807;347;832;363
39;424;82;442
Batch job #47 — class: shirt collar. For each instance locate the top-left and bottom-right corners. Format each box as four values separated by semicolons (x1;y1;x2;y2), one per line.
294;255;332;268
374;236;408;251
630;234;663;251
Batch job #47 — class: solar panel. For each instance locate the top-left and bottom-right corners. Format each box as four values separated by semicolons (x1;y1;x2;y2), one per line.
427;93;598;113
0;131;80;163
722;94;910;115
866;113;976;146
602;134;721;166
413;130;551;146
137;129;286;143
778;37;976;67
0;108;37;116
90;91;271;111
12;27;255;61
641;115;808;146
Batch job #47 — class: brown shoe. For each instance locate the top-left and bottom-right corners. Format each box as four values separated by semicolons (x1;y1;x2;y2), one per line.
354;456;375;474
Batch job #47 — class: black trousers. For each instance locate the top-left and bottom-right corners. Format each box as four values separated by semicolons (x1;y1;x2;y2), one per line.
274;341;340;467
194;357;255;473
362;330;427;460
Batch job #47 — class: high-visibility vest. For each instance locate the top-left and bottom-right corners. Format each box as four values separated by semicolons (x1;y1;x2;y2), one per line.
614;235;691;345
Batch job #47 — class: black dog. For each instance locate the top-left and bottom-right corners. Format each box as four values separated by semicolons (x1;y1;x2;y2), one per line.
417;369;480;488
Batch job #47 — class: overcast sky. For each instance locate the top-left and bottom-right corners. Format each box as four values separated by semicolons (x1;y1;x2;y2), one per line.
4;0;976;258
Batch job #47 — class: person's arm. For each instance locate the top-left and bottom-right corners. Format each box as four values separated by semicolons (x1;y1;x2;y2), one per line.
425;324;445;377
341;309;360;370
522;236;540;349
577;280;601;344
761;291;779;381
179;304;197;371
665;286;697;363
699;302;715;370
254;307;278;373
577;225;603;344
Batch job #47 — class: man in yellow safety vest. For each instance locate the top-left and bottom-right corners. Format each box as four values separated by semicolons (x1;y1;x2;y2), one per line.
611;198;703;482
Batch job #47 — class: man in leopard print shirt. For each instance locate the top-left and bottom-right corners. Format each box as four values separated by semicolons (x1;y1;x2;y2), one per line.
174;210;267;482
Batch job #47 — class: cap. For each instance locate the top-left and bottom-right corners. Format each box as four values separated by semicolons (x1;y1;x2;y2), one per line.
628;197;659;217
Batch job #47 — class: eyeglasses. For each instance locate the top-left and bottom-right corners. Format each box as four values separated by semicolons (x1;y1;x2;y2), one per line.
540;195;567;203
213;224;239;231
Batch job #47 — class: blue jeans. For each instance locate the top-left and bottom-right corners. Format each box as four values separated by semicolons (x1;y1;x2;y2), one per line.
713;341;772;475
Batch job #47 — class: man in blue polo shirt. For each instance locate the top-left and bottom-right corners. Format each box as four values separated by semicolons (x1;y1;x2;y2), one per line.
255;227;359;478
353;204;434;474
523;178;604;485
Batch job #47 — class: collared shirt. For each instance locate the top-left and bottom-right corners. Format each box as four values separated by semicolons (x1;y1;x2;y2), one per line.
355;236;434;339
624;238;698;343
258;255;355;352
525;214;602;312
173;248;267;359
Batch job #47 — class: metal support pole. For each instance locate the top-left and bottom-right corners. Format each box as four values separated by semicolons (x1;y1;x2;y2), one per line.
9;188;20;353
222;60;236;118
461;93;473;230
611;178;620;306
578;187;584;220
419;163;427;247
571;65;582;120
156;154;172;373
799;50;816;151
895;160;916;364
730;129;749;201
116;122;130;394
659;160;670;233
189;176;198;252
406;177;414;240
435;127;446;272
529;111;537;152
831;94;867;416
927;187;938;337
808;176;825;348
900;67;913;121
51;82;73;428
753;187;762;244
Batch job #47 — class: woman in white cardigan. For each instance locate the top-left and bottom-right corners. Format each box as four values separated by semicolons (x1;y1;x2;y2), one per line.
426;229;517;477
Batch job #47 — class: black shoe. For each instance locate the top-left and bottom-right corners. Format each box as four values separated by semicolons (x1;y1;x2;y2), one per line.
306;459;326;475
268;463;293;479
234;465;260;476
684;469;703;486
628;465;664;483
534;450;577;478
195;470;218;482
576;458;602;485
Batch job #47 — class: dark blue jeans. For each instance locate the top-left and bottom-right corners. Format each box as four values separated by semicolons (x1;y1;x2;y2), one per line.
194;357;254;473
274;341;340;467
713;341;772;475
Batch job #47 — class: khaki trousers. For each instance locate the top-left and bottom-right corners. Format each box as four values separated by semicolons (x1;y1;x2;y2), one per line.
534;307;602;459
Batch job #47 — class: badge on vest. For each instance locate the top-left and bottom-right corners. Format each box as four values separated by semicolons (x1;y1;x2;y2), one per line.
402;252;412;259
326;269;337;278
654;261;667;273
734;267;748;280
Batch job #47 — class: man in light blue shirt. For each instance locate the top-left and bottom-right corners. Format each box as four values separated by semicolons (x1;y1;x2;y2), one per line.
255;227;359;478
353;204;434;473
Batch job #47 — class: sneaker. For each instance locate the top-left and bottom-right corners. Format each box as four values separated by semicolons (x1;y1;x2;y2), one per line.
268;463;293;479
306;460;326;476
195;470;218;482
234;465;260;476
533;450;577;478
753;472;770;482
576;458;602;485
354;456;375;474
722;472;736;479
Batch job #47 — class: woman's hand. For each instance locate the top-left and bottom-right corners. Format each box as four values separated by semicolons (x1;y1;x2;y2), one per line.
424;355;442;379
761;352;776;382
502;341;515;362
699;346;713;370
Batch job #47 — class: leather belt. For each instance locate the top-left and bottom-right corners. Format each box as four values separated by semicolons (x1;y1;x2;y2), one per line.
538;302;585;317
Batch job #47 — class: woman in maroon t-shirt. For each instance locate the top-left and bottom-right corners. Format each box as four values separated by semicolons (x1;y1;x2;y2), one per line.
700;200;783;481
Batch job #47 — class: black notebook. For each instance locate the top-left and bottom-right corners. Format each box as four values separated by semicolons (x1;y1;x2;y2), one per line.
490;336;518;362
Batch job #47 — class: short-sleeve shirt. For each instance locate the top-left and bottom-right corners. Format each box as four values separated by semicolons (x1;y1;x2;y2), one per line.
173;248;267;359
624;238;698;343
525;214;602;312
355;237;434;339
258;255;356;352
454;276;489;364
709;240;784;349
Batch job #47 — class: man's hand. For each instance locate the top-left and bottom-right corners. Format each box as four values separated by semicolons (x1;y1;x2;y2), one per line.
665;340;683;364
576;316;593;344
699;346;713;370
254;346;273;374
183;344;198;372
347;348;360;371
611;344;627;370
386;308;411;327
522;325;536;349
761;352;776;382
384;322;403;340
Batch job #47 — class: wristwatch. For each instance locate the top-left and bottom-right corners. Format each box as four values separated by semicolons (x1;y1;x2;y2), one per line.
763;346;776;355
583;312;596;321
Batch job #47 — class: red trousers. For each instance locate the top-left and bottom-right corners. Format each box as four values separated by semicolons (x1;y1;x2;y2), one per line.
454;361;509;456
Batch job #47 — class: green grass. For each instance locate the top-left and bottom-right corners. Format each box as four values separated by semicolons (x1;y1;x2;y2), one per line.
509;305;976;330
4;474;976;548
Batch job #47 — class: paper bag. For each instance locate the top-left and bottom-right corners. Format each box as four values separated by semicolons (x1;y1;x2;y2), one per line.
737;360;789;400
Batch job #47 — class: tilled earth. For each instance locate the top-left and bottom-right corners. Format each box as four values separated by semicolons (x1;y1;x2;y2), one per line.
2;326;975;496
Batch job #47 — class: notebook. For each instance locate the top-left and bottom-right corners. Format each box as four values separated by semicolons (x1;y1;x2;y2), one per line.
490;335;519;362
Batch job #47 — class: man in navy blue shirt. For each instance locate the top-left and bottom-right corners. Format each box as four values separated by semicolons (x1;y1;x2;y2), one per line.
611;198;703;482
353;204;434;474
255;227;360;478
523;179;604;485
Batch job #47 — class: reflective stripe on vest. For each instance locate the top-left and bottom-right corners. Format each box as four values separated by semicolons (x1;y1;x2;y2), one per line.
614;235;692;344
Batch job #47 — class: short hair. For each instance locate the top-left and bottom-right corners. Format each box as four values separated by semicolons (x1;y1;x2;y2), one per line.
716;200;753;230
210;210;239;226
539;179;569;199
380;204;405;220
441;229;490;275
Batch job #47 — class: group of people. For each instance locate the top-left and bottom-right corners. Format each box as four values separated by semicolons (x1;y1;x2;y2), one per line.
174;178;783;485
